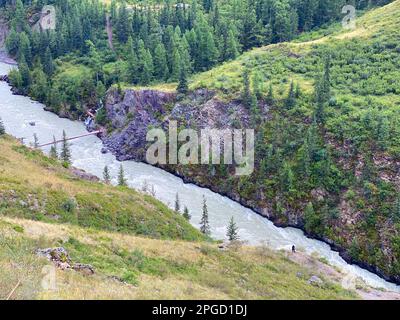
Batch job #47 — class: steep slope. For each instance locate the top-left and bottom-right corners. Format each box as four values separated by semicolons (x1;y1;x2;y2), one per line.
0;135;363;300
0;135;203;241
0;216;361;300
101;1;400;283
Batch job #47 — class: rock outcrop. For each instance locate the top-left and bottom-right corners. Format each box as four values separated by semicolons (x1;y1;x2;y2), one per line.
103;88;256;162
36;247;95;275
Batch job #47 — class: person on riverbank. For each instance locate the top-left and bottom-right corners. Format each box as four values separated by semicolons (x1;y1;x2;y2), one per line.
292;245;296;253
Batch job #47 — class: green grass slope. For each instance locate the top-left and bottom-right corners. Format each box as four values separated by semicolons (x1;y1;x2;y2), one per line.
0;135;362;300
0;135;203;241
0;217;359;300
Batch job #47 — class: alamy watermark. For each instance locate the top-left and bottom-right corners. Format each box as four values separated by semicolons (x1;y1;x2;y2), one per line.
146;121;255;176
342;5;357;30
34;5;56;31
41;265;57;291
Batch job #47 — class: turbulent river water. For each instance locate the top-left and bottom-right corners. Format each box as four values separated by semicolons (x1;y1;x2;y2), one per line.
0;61;399;293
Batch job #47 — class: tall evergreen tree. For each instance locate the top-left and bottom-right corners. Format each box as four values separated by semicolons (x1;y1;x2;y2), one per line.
49;135;58;159
175;193;181;213
177;62;189;94
13;0;26;32
42;47;54;76
200;195;210;235
30;63;49;103
242;68;252;107
5;27;19;57
137;40;154;84
18;32;32;66
33;133;39;148
224;28;239;61
183;206;191;221
117;164;127;186
0;117;5;135
18;56;31;91
60;130;71;165
285;81;296;109
153;43;169;80
226;216;239;241
314;55;331;124
115;1;131;43
267;83;274;104
103;165;111;184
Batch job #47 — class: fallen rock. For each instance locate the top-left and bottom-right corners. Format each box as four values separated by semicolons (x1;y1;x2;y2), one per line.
73;263;95;275
70;168;100;182
36;247;71;264
308;275;324;287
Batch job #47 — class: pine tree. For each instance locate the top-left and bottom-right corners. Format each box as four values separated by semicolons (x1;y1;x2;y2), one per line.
177;63;189;94
18;32;32;67
224;28;239;61
30;63;49;103
304;202;319;233
252;71;263;100
33;133;39;148
103;165;111;184
60;130;71;165
267;83;274;104
153;43;169;80
18;56;31;90
285;81;296;109
280;161;294;194
170;46;181;81
124;37;139;84
295;83;301;98
242;68;252;107
42;47;54;76
195;14;218;70
226;216;239;241
117;164;127;186
116;2;131;43
376;115;390;151
5;27;19;56
137;40;154;85
200;195;210;235
183;206;191;221
250;94;260;126
13;0;26;32
0;117;5;135
86;40;102;81
174;193;181;213
314;55;331;124
49;135;58;159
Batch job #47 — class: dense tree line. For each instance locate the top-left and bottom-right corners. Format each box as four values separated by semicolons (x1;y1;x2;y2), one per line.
2;0;392;116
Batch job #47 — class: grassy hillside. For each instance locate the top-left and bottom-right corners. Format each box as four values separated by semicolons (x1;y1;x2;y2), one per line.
0;216;360;300
0;135;203;241
0;135;363;300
